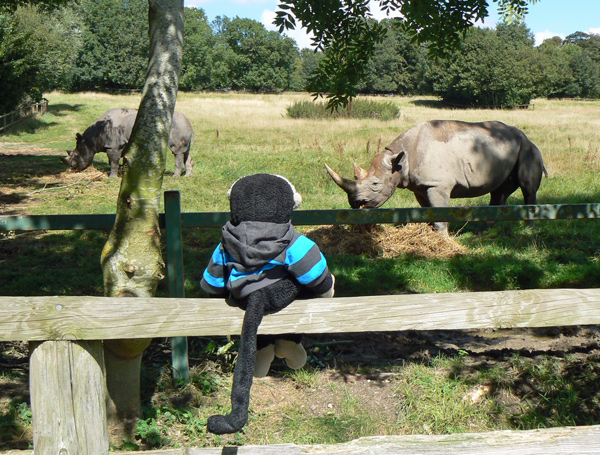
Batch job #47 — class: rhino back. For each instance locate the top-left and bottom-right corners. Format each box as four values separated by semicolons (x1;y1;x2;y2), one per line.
82;108;137;154
169;112;194;150
387;120;523;197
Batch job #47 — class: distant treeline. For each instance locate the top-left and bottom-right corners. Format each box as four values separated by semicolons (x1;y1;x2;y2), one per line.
1;0;599;114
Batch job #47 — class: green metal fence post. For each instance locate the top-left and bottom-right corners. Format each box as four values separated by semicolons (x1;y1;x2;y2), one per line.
164;190;189;383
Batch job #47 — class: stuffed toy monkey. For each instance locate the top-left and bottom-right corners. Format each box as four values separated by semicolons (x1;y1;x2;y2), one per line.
200;173;335;435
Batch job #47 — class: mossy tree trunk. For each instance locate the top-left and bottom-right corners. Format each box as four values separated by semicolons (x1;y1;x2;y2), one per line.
99;0;183;443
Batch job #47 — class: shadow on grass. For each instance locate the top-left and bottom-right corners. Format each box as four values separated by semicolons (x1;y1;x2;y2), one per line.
46;103;85;117
0;103;83;137
448;349;600;429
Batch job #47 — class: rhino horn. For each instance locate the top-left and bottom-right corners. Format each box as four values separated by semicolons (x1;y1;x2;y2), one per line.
353;162;368;180
324;163;357;194
60;156;70;165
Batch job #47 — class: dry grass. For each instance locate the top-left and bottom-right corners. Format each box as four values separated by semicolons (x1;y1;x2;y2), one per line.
51;165;108;183
305;223;467;259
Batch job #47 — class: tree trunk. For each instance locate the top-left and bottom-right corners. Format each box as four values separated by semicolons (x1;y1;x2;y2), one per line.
100;0;183;445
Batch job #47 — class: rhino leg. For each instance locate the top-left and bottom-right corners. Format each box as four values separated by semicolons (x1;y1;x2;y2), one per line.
108;157;120;178
184;152;193;176
173;152;184;177
416;189;451;235
476;179;520;232
104;147;121;178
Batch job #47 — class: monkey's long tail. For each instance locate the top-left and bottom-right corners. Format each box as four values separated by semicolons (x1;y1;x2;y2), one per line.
207;293;264;434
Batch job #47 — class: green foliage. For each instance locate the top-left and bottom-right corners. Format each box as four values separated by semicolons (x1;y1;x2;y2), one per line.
428;22;539;106
70;0;149;91
2;1;599;108
0;401;32;446
287;99;399;120
219;17;300;93
0;5;79;113
136;415;168;448
180;8;223;91
358;19;430;95
275;0;541;109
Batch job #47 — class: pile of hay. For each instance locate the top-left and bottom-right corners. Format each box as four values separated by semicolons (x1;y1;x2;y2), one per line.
305;223;466;259
58;166;108;182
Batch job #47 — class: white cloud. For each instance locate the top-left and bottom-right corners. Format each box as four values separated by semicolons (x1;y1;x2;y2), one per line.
535;30;565;46
261;9;315;49
589;27;600;35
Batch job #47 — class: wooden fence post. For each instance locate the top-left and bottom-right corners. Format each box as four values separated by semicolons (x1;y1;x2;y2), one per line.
29;340;108;454
164;190;189;383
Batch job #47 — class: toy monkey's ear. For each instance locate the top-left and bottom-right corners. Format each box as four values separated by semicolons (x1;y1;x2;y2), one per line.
293;190;302;209
275;174;302;209
227;177;241;200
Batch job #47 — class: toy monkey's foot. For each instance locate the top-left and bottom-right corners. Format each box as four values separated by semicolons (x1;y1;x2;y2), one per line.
274;339;307;369
255;344;275;377
207;413;247;435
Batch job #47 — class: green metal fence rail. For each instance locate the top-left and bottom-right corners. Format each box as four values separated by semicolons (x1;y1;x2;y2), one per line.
3;202;600;231
2;193;599;382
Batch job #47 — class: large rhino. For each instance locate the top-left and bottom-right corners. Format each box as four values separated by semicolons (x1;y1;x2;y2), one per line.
325;120;548;234
62;108;194;177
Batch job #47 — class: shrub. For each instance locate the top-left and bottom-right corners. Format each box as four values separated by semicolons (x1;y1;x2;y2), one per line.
287;99;399;121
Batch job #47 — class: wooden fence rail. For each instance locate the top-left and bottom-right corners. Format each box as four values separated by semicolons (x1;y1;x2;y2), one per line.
2;289;600;342
0;99;48;132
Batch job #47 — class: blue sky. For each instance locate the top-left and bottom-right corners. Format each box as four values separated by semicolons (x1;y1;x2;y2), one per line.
184;0;600;48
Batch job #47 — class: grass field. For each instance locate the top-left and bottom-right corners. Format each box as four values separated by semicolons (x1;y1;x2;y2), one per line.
1;92;600;450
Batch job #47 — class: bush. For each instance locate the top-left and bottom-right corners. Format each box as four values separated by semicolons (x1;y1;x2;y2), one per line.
286;99;399;121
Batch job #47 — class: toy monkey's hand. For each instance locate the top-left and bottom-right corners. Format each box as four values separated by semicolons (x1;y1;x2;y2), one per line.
317;274;335;298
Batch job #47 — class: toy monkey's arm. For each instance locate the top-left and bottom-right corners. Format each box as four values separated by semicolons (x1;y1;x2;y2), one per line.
286;235;335;297
200;243;230;297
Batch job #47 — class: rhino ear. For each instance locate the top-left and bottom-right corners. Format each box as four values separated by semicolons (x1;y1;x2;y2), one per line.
392;151;409;184
76;133;82;140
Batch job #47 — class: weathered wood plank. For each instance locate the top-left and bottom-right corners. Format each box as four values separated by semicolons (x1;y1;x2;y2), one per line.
1;288;600;341
29;340;107;454
3;425;600;454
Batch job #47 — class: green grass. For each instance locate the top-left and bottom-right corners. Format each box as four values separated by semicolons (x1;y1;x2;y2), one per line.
1;92;600;449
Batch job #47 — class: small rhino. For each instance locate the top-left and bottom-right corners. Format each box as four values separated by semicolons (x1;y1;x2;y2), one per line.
62;108;194;177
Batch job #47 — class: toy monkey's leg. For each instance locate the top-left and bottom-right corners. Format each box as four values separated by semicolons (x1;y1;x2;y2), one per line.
255;335;276;378
274;335;307;369
207;293;264;434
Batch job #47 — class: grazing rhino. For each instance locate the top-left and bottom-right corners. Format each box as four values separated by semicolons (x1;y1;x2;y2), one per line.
325;120;548;234
62;108;194;177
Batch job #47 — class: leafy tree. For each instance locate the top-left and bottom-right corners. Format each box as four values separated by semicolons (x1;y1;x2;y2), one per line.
359;19;428;95
70;0;149;91
179;7;219;91
217;17;299;92
276;0;541;107
535;37;576;98
563;32;600;98
289;47;324;91
0;5;79;113
0;0;71;13
427;22;539;106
